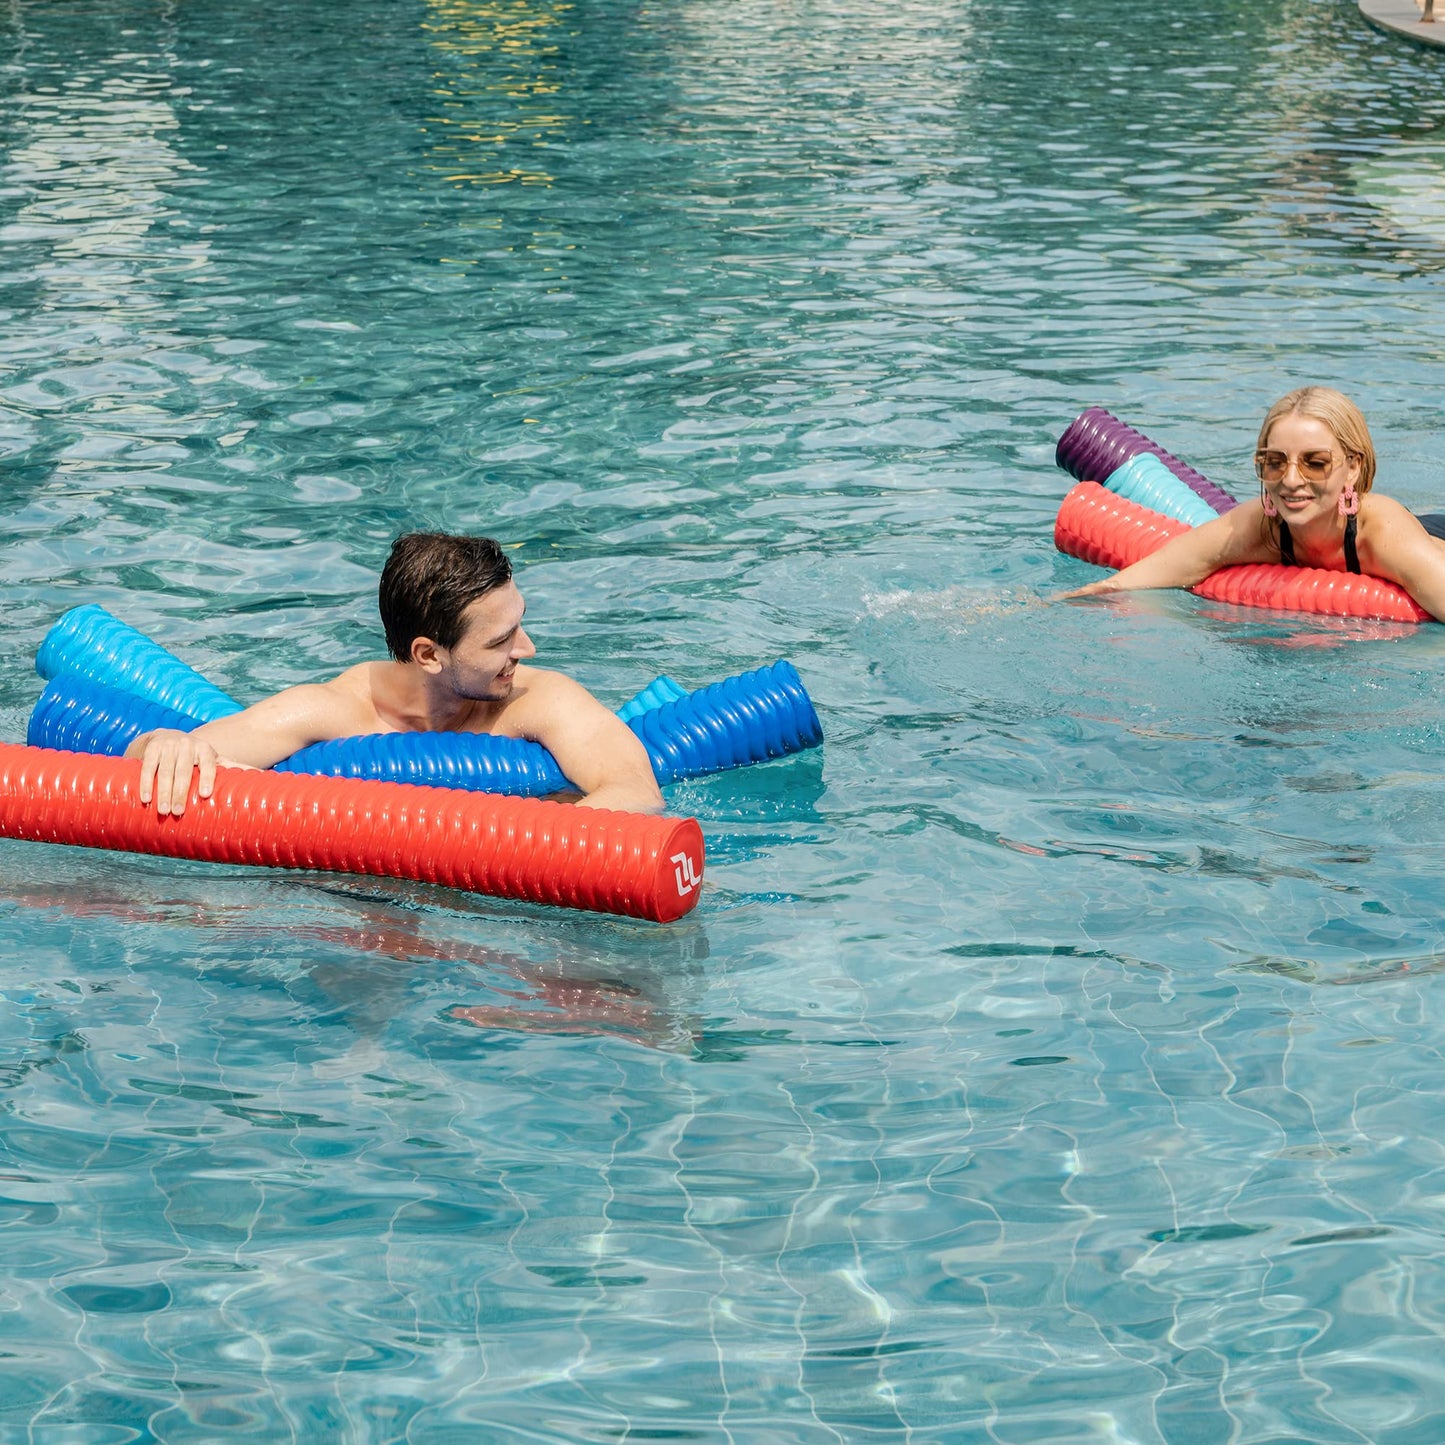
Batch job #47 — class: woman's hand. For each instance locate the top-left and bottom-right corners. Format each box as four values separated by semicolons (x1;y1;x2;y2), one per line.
1053;580;1120;601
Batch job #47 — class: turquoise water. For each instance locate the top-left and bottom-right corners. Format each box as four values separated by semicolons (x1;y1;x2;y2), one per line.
4;0;1445;1438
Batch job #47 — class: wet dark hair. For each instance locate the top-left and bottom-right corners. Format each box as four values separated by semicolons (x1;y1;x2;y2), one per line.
378;533;513;662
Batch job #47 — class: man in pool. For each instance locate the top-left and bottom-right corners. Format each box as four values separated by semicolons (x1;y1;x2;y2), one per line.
125;531;666;818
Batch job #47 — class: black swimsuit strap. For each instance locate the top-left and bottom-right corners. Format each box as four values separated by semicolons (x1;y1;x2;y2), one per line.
1277;516;1360;575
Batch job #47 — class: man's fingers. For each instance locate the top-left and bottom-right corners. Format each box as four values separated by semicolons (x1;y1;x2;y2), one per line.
144;736;193;816
136;731;224;816
158;754;181;816
167;752;198;816
138;753;156;805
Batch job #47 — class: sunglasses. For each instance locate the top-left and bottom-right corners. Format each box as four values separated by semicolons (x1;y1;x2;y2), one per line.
1254;450;1339;483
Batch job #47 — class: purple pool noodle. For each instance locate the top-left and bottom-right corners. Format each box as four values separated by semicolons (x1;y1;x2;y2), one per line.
1058;407;1237;514
1056;407;1237;515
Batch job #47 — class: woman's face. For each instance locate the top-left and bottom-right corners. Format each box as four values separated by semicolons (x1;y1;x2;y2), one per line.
1258;412;1362;526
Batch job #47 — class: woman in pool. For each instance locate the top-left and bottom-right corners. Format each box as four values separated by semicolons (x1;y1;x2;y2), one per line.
1062;386;1445;622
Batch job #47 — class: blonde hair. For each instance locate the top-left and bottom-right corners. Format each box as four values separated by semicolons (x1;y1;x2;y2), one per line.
1256;386;1376;494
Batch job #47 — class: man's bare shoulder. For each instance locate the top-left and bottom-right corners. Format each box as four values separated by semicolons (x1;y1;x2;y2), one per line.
493;664;611;738
257;664;390;737
496;665;662;812
327;661;385;701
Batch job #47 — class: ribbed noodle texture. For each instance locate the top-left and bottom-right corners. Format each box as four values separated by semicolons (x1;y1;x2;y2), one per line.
632;662;824;786
28;662;826;793
0;743;706;921
1055;482;1431;624
616;676;688;723
1054;481;1188;570
280;729;569;793
27;678;193;755
1055;406;1238;516
35;604;242;721
1100;454;1219;528
1193;565;1430;622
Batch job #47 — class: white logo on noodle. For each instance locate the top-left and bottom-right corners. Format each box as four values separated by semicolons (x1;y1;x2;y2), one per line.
671;851;701;896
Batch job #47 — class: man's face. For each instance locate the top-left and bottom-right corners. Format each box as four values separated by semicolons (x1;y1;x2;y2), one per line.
439;582;537;702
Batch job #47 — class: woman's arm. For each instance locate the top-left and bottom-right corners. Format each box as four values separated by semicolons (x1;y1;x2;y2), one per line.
1058;501;1272;600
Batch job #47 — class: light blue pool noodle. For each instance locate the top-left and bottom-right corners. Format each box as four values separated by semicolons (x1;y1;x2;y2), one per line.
1100;453;1219;528
35;604;243;721
616;675;688;722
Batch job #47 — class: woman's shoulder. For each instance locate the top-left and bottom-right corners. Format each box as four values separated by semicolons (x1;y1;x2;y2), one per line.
1359;492;1433;546
1358;492;1441;564
1361;491;1415;521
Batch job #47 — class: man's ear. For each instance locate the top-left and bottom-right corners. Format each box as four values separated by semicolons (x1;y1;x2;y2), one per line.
410;636;445;672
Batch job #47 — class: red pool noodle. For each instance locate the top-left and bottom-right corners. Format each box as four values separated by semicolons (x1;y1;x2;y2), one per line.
0;743;705;922
1056;482;1431;624
1055;480;1189;569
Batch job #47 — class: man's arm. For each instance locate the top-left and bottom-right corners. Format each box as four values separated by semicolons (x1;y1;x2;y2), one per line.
512;670;665;814
125;677;373;816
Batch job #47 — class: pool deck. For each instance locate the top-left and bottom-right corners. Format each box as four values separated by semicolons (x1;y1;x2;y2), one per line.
1359;0;1445;48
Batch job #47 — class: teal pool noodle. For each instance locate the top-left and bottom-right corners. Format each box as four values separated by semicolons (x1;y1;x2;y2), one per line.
1100;454;1219;528
616;675;688;723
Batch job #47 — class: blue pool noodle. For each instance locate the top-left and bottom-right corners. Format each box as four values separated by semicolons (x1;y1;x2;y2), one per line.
31;604;823;790
28;677;196;759
29;663;823;796
631;668;821;785
37;606;692;728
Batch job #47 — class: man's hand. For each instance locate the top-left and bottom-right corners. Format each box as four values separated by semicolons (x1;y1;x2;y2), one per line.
126;728;221;817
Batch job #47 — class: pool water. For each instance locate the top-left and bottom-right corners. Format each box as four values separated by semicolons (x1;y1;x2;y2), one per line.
4;0;1445;1439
